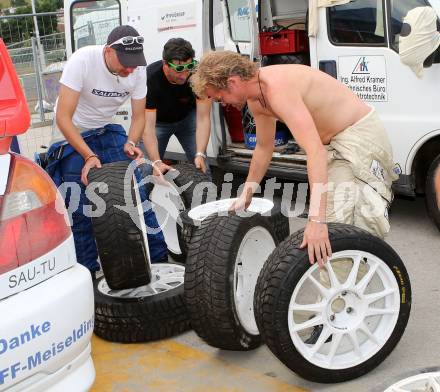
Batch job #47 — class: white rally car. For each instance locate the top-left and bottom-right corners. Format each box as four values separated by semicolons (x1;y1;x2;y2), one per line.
0;39;95;391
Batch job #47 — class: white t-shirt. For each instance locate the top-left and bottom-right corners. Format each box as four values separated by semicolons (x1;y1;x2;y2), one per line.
54;45;146;138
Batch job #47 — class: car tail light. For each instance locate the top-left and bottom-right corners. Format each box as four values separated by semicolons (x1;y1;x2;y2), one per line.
0;154;71;274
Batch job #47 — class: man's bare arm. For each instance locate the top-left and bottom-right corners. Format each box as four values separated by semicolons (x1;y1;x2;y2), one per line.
271;94;328;220
141;109;173;174
195;99;212;154
124;97;146;160
270;91;331;265
194;99;212;173
56;85;94;159
142;109;160;161
56;84;102;185
238;108;276;207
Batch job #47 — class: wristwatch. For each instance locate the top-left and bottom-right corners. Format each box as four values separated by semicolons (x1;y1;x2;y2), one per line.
127;140;137;148
195;152;207;159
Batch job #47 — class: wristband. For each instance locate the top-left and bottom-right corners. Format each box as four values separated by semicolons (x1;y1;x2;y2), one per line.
152;159;162;167
195;152;206;159
127;140;136;148
308;217;327;224
85;154;99;163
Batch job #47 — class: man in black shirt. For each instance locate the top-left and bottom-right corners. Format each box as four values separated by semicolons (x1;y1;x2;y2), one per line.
142;38;211;174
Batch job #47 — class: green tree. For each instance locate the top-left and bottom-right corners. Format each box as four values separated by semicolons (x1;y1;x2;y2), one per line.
11;0;27;6
0;0;61;44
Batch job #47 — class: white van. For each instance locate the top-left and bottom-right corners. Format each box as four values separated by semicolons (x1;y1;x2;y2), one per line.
63;0;440;229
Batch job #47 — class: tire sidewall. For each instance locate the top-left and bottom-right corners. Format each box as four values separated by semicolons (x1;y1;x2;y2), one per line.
226;213;279;342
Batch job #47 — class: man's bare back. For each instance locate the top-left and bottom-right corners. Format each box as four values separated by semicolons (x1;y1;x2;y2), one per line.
248;64;371;144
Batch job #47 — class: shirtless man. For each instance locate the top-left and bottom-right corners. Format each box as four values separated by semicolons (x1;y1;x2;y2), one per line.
191;51;398;265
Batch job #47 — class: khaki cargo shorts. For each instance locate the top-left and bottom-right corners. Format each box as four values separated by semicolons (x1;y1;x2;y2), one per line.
326;108;399;239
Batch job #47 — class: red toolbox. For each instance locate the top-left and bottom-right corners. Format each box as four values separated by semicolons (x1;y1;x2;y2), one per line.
259;29;308;56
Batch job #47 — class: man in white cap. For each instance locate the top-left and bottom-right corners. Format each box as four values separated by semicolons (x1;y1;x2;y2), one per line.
46;25;168;274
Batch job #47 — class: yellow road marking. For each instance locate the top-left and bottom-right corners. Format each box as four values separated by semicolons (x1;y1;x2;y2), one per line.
91;335;309;392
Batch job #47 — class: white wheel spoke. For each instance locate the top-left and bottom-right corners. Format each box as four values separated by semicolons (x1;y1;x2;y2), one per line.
344;254;362;287
308;275;330;298
325;261;342;290
365;307;399;317
147;285;158;295
292;315;324;333
356;262;379;294
326;332;344;365
110;288;133;297
364;288;396;305
348;331;362;359
389;387;409;392
152;282;175;291
290;301;326;314
310;326;333;355
156;272;184;279
428;377;440;392
358;322;381;346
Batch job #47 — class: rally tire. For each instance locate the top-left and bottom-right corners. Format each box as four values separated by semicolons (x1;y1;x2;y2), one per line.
89;161;150;290
184;210;286;351
93;263;190;343
254;223;411;383
425;154;440;231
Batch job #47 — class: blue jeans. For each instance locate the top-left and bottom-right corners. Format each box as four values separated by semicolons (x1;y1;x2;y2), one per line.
156;109;197;162
141;109;211;178
46;124;168;273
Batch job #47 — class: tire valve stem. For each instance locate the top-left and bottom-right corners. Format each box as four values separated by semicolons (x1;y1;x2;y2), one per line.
346;307;353;314
330;314;335;321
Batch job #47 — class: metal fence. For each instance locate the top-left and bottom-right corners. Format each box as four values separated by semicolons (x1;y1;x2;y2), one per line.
1;11;65;125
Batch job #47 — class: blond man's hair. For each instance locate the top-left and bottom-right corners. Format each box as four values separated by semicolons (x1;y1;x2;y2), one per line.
191;51;258;98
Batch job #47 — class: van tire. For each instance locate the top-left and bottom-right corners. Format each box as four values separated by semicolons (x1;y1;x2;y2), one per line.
153;163;215;261
89;161;151;290
254;223;411;383
425;154;440;231
93;263;189;343
184;208;288;351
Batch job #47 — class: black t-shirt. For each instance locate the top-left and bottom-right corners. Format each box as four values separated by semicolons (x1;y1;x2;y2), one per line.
146;60;196;123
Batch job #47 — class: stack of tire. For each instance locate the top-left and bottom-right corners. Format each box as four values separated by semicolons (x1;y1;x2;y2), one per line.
88;161;213;343
183;199;412;383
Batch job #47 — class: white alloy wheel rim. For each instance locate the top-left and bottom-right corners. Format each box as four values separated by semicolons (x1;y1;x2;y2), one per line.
287;250;401;369
188;197;274;223
234;226;276;335
151;184;186;255
384;371;440;392
97;263;185;298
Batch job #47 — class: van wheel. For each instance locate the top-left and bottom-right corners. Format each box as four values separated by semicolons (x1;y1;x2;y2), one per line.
150;163;215;262
94;263;190;343
184;202;289;350
425;154;440;231
89;161;151;290
254;223;411;383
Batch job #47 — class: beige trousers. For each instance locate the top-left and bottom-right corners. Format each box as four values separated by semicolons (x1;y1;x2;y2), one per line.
326;109;398;239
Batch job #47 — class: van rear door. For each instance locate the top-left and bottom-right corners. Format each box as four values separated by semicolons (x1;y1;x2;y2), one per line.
314;1;440;195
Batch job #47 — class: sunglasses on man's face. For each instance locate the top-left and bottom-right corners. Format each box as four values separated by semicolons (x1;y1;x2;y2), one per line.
167;60;198;73
109;36;145;46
